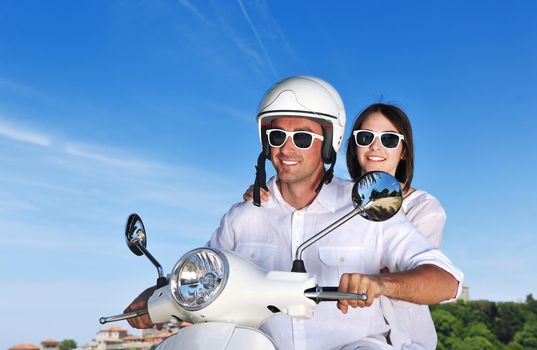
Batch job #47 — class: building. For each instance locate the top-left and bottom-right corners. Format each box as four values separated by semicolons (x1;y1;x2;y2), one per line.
85;326;130;350
9;340;59;350
41;339;60;350
459;285;470;301
78;325;176;350
9;344;40;350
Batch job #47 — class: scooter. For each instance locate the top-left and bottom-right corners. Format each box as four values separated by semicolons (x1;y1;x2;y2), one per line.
99;171;403;350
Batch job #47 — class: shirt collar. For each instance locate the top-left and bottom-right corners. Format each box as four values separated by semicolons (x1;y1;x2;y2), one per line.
267;175;339;212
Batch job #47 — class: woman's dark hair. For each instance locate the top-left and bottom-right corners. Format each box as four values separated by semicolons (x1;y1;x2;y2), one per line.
345;103;414;193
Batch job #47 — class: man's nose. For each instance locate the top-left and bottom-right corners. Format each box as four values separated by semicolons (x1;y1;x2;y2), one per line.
280;135;296;152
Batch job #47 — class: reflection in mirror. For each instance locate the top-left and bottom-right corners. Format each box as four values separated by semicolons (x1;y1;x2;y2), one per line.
125;213;147;256
352;171;403;222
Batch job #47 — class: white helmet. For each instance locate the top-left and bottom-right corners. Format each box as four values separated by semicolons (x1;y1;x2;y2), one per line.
252;76;346;206
256;76;346;163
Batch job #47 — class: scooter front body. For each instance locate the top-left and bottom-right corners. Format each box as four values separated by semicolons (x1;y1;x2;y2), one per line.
155;322;276;350
149;249;317;328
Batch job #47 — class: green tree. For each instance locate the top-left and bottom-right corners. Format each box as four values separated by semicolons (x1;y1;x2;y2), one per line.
494;302;526;343
513;320;537;349
467;300;497;330
59;339;77;350
432;299;473;325
458;336;495;350
432;308;464;349
504;343;526;350
526;294;537;316
442;336;464;350
464;321;497;345
431;297;537;348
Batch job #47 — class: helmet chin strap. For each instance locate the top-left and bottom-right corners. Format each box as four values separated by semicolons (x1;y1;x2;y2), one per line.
253;151;268;207
253;150;336;207
315;153;336;193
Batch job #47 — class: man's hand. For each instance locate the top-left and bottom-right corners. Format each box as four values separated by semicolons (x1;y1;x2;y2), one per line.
337;265;459;314
124;286;161;329
337;273;384;313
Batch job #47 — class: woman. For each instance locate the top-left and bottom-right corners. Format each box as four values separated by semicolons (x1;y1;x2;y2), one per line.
346;103;445;349
245;103;446;349
346;103;445;247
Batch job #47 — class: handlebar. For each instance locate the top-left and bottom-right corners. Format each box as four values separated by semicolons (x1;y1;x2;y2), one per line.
304;286;368;303
99;308;148;324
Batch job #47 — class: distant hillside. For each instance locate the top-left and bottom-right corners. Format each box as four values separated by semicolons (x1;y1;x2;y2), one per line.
430;294;537;349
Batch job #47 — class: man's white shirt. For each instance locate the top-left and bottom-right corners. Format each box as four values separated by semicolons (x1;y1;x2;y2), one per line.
208;176;463;350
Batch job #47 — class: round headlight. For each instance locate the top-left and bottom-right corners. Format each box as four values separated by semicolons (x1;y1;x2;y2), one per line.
170;248;229;311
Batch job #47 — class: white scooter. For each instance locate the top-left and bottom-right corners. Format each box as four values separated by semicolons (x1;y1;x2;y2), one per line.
100;171;403;350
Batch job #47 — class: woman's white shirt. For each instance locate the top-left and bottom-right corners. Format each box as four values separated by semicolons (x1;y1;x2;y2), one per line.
381;189;447;350
402;190;446;249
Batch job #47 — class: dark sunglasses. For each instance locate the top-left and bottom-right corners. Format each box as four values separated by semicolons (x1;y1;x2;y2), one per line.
266;129;324;150
353;130;404;149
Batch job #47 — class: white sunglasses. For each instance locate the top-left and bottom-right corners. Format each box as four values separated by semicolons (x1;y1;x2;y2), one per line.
266;129;324;150
353;130;405;149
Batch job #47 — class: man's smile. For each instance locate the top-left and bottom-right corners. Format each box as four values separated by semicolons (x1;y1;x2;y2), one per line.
281;159;300;166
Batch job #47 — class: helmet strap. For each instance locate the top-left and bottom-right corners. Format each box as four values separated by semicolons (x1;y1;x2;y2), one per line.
253;151;268;207
315;152;336;193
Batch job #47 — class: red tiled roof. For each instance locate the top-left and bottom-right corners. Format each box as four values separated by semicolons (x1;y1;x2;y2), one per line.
122;336;142;341
9;344;40;350
41;339;60;345
100;326;129;333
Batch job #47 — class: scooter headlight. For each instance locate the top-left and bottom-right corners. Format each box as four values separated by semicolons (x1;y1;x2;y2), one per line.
170;248;229;311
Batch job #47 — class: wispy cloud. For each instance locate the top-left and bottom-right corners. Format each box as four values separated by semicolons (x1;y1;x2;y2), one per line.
237;0;278;78
0;119;50;146
0;78;30;93
216;104;253;124
218;19;267;78
172;1;286;79
0;116;241;225
0;117;167;173
178;0;215;27
0;195;38;213
63;142;165;173
254;0;295;60
0;77;54;105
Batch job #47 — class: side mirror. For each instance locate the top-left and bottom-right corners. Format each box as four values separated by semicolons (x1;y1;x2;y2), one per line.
123;213;168;287
125;213;147;256
352;171;403;221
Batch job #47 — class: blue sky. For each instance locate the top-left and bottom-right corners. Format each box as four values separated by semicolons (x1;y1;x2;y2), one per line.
1;0;536;348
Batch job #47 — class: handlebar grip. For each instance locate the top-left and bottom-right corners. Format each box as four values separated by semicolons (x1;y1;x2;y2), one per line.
304;286;368;303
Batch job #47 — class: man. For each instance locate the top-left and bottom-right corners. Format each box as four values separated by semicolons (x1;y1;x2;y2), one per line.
126;76;462;349
207;76;462;349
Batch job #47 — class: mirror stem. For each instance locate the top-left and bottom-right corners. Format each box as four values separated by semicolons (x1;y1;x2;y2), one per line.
134;240;165;279
291;207;363;272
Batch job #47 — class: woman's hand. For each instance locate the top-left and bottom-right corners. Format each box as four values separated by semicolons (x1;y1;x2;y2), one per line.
243;185;271;203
